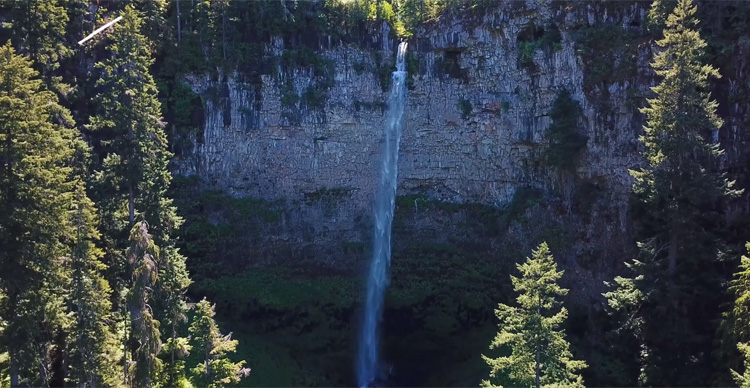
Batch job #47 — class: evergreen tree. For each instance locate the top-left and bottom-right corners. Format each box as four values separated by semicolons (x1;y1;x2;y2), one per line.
604;0;739;385
0;0;72;84
544;89;588;170
732;342;750;388
126;221;162;387
189;298;249;388
68;181;120;387
717;243;750;385
0;41;76;387
161;336;191;388
88;7;191;384
727;244;750;387
481;242;586;388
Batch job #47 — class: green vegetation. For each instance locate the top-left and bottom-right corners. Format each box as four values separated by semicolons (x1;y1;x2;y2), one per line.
69;184;121;387
2;0;750;387
189;299;249;388
0;4;246;387
304;186;354;204
574;24;640;93
0;41;78;387
482;242;586;388
728;244;750;387
458;98;473;119
501;187;543;226
516;23;562;69
604;1;741;386
544;90;588;170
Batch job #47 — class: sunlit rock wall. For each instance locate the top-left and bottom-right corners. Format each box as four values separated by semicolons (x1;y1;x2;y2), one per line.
173;1;750;301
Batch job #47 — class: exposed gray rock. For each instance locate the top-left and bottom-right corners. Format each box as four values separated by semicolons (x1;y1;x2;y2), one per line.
171;1;747;303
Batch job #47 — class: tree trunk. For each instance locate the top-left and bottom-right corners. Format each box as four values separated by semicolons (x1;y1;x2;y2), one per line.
668;232;678;276
170;321;176;385
50;330;67;388
10;350;19;387
205;351;211;380
221;11;227;60
129;184;135;224
123;312;129;386
176;0;181;43
39;346;49;387
536;303;541;388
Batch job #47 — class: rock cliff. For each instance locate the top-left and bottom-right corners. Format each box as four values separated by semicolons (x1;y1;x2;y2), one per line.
172;0;750;302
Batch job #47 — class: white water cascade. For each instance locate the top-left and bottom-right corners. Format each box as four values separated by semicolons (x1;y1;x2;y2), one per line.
356;41;408;388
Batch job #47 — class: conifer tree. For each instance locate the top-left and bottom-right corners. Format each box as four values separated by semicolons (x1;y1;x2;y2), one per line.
604;0;739;385
88;8;191;384
727;244;750;388
0;0;72;84
161;336;191;387
0;41;76;387
732;342;750;388
68;181;120;387
482;242;586;388
544;89;588;170
126;221;162;387
189;299;249;388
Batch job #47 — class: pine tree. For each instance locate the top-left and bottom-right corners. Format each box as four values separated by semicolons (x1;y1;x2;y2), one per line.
481;242;586;388
126;221;162;387
0;41;76;387
68;181;120;387
189;298;249;388
604;0;739;385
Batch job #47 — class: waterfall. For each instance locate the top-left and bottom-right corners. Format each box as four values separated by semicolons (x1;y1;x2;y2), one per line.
357;41;408;388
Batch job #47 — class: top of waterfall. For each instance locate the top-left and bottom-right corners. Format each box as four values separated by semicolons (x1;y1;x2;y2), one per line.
396;42;408;72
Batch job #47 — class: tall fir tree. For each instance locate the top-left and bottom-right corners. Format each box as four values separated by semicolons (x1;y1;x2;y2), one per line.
189;298;249;388
604;0;739;385
482;242;586;388
68;181;121;387
733;342;750;388
88;6;191;385
727;243;750;387
0;41;76;387
126;221;162;387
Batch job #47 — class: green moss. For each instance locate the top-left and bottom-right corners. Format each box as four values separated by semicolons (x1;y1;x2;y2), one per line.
405;51;420;89
574;24;640;93
501;187;543;226
501;100;511;112
169;176;283;278
192;268;358;313
516;23;563;69
303;186;353;204
280;83;299;108
301;85;327;110
458;98;473;119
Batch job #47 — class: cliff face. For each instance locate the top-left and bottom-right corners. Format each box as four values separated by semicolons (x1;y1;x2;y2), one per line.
172;1;750;298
